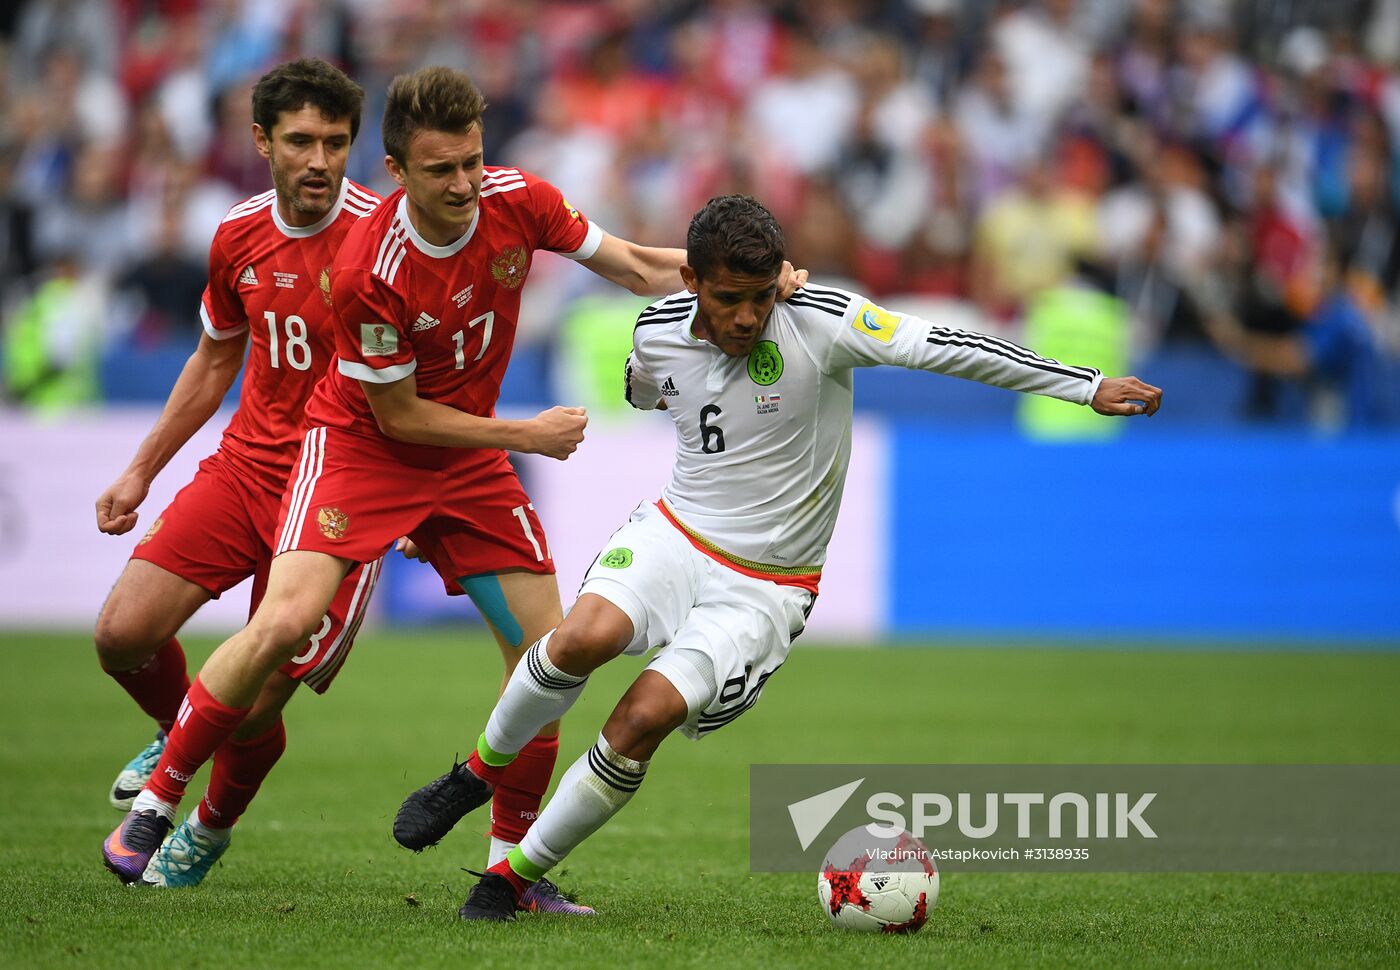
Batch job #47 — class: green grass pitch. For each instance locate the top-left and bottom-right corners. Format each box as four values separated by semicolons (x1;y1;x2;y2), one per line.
2;631;1398;968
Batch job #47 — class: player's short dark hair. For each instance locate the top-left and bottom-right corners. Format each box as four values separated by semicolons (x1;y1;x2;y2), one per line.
382;66;487;164
251;58;365;143
687;195;786;282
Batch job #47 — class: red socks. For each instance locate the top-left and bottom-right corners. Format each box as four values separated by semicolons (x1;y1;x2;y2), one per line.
489;734;560;844
197;718;287;829
104;638;190;732
145;677;250;806
466;750;507;787
487;858;532;896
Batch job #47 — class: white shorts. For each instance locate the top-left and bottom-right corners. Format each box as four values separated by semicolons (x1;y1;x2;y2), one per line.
576;503;814;739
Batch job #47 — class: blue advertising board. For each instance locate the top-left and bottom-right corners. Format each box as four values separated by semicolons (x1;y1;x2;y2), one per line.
890;431;1400;643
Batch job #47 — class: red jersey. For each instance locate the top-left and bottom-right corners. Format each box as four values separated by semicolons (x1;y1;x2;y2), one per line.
305;168;600;463
201;179;382;492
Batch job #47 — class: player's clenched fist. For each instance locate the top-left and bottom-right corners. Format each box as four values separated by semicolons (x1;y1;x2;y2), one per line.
96;473;150;535
529;405;588;460
1091;377;1163;417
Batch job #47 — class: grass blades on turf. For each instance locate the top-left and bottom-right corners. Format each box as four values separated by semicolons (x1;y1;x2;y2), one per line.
1;631;1397;969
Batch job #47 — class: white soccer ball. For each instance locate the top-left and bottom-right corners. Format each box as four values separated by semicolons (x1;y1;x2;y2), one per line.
817;829;939;934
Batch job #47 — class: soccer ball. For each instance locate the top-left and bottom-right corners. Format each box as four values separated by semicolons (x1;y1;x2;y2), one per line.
817;828;939;934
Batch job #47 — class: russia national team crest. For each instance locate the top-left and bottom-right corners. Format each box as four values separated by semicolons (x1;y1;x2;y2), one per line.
138;517;164;545
317;507;349;540
319;267;333;305
491;245;529;290
747;340;784;386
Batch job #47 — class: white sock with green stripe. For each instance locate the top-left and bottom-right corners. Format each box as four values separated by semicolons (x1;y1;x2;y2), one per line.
482;631;588;756
510;734;648;878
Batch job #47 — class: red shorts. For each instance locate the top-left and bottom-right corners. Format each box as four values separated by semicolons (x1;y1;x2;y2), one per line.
276;426;553;595
130;450;382;693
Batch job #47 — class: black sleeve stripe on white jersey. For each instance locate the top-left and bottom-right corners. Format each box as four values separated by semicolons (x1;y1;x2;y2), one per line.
792;284;852;308
927;333;1100;382
635;308;693;329
638;303;694;322
638;295;697;320
790;290;849;312
786;295;847;317
928;326;1100;380
638;301;694;320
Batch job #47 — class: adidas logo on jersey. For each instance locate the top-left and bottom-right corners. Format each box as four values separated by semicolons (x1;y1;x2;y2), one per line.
238;265;259;286
661;377;679;397
413;311;441;332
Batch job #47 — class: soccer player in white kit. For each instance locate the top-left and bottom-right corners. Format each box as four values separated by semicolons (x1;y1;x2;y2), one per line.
395;195;1164;921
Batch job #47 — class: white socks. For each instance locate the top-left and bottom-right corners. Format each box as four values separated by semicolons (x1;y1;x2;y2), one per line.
132;789;176;822
516;734;647;873
483;632;588;757
188;812;232;844
488;837;515;868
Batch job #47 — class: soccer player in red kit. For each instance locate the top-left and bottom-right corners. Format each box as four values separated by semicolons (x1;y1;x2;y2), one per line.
104;66;803;913
95;59;385;887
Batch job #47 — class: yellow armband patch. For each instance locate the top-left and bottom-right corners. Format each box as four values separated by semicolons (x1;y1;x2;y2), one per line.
852;302;899;343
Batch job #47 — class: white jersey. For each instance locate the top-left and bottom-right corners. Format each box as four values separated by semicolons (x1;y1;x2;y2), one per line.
624;283;1103;583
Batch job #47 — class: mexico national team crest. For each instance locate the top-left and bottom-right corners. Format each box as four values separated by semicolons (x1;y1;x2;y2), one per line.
491;245;529;290
138;517;164;546
600;547;633;568
319;267;333;305
317;507;349;540
747;340;784;386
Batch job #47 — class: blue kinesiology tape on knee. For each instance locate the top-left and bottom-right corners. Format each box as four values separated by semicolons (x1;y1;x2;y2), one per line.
457;573;525;648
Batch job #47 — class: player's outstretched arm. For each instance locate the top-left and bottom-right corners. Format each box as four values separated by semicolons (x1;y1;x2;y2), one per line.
1090;377;1163;416
820;297;1163;413
579;233;687;296
360;373;587;459
581;233;808;298
95;331;247;535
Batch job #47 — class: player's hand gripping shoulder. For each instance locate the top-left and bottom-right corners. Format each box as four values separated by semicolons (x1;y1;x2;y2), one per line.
776;261;807;299
524;405;588;460
95;473;151;535
1091;377;1163;416
584;233;806;299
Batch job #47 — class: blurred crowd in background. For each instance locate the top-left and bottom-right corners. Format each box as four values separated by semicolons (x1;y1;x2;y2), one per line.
1;0;1397;429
